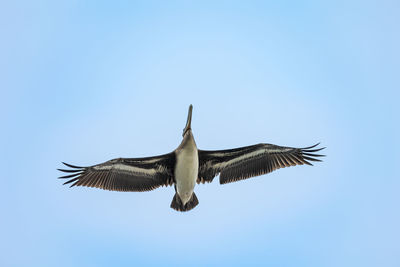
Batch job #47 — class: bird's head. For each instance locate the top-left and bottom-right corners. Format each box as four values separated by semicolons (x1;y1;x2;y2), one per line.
182;104;193;137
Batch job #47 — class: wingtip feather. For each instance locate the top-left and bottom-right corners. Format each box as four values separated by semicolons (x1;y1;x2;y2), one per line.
63;177;79;185
302;143;320;150
58;173;82;179
57;168;82;173
62;162;86;169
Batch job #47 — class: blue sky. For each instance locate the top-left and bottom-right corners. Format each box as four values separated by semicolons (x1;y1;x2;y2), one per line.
1;1;399;266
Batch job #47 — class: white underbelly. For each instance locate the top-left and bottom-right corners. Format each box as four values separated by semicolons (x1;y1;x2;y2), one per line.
175;149;198;204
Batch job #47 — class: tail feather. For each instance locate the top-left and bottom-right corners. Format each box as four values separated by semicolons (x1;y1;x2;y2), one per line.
170;192;199;212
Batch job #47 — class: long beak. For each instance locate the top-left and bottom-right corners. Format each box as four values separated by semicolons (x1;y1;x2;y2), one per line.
182;104;193;136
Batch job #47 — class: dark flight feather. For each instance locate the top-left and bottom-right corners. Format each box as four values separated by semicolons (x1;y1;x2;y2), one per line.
198;143;325;185
59;153;175;192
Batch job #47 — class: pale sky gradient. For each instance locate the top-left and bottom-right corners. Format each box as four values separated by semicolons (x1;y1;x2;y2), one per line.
1;1;399;266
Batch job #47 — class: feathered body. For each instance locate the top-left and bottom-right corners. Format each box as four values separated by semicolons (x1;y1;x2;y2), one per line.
59;105;325;212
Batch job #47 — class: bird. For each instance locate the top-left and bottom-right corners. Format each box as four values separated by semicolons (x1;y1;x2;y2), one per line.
58;105;325;212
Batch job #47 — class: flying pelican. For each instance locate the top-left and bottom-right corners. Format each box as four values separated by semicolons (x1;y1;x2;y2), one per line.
58;105;325;212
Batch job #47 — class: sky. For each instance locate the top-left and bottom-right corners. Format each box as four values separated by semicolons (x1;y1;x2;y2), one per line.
1;1;399;266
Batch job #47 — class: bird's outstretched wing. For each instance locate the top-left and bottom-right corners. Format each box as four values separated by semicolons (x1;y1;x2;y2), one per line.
58;153;175;192
197;143;325;184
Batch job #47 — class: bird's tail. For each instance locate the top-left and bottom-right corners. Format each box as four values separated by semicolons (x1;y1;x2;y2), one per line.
170;192;199;212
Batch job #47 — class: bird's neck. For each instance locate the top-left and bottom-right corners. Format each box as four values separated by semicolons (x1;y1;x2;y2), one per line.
179;131;197;151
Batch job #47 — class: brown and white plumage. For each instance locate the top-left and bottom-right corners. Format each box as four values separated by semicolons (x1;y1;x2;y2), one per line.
59;105;325;212
58;154;175;192
197;143;324;185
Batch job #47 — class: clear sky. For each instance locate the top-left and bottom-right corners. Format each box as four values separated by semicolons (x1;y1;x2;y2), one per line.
1;1;399;266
